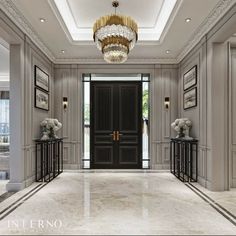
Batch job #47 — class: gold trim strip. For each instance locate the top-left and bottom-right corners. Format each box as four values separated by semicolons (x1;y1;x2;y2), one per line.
101;36;130;52
93;14;138;37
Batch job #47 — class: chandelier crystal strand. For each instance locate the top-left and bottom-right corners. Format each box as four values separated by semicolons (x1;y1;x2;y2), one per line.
93;1;138;64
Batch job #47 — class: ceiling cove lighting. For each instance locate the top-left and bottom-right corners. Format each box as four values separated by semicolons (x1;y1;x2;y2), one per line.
53;0;177;41
93;1;138;64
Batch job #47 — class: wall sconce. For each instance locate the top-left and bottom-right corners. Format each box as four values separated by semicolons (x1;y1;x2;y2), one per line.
164;97;170;109
63;97;68;110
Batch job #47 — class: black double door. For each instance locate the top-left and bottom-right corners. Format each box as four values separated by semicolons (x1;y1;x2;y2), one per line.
90;82;142;169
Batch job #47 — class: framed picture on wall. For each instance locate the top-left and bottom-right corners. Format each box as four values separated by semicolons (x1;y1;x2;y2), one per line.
183;87;197;110
35;88;49;111
183;65;197;91
35;65;49;92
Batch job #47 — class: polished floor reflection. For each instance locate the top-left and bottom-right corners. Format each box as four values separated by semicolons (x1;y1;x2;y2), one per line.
0;172;236;235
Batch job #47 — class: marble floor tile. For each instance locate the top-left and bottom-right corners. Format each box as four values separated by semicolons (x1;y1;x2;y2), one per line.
0;173;235;235
192;182;236;217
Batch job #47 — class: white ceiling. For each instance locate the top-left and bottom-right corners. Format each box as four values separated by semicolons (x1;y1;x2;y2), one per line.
68;0;164;28
6;0;229;63
52;0;177;41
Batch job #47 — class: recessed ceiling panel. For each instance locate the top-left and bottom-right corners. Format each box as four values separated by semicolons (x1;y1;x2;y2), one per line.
52;0;177;41
67;0;164;28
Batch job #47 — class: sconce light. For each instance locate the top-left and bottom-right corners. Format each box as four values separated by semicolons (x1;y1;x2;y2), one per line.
63;97;68;110
164;97;170;109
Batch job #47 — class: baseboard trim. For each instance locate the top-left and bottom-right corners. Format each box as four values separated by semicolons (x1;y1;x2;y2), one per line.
25;175;35;188
231;179;236;188
151;164;170;170
6;175;36;192
63;164;81;170
6;181;26;192
63;169;169;173
198;176;212;190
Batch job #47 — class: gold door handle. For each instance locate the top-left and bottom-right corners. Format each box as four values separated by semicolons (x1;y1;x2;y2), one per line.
116;131;123;141
109;131;116;141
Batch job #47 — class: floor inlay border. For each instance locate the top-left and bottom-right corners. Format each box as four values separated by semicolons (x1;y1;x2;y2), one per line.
0;192;16;204
185;183;236;227
0;183;47;220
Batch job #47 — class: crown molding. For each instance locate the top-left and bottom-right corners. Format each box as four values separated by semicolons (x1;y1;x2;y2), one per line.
176;0;236;63
0;75;9;81
0;0;55;62
54;57;178;65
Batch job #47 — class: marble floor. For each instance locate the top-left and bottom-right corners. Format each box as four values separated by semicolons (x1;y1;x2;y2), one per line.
191;182;236;217
0;172;235;235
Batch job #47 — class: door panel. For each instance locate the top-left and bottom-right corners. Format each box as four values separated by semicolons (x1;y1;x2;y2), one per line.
91;82;142;169
117;83;142;168
119;85;138;133
94;146;113;164
91;83;115;168
119;146;138;164
94;86;113;133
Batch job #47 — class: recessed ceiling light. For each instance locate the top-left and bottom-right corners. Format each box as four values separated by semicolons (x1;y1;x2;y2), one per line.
39;18;46;23
166;50;170;54
185;18;192;23
61;50;65;54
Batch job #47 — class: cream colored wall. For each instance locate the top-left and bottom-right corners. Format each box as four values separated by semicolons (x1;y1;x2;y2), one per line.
230;47;236;188
178;40;231;191
53;65;179;170
178;38;210;188
9;38;54;190
0;9;54;191
23;37;54;186
178;3;236;191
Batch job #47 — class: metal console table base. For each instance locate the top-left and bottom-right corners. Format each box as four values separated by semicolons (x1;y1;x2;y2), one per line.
35;138;63;182
170;138;198;182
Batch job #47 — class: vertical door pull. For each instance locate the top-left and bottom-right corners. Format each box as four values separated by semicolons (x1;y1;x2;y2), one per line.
116;131;119;141
109;131;116;141
116;131;123;141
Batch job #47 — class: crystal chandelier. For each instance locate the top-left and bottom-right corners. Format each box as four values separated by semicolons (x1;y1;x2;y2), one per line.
93;1;138;64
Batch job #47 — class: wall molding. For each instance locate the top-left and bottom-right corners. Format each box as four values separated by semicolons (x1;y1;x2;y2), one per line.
199;145;211;151
54;57;178;65
0;0;55;62
177;0;235;62
0;0;235;65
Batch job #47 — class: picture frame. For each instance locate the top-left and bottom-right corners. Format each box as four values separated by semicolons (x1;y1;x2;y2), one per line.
35;87;49;111
35;65;49;92
183;87;197;110
183;65;197;91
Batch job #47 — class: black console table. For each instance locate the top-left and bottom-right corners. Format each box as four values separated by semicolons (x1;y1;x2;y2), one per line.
35;138;63;182
170;138;198;182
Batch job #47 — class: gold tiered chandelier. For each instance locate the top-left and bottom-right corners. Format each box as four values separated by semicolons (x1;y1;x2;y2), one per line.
93;1;138;64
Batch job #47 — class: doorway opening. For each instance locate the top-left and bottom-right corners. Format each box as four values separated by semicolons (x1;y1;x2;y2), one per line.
0;39;10;194
82;73;150;169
